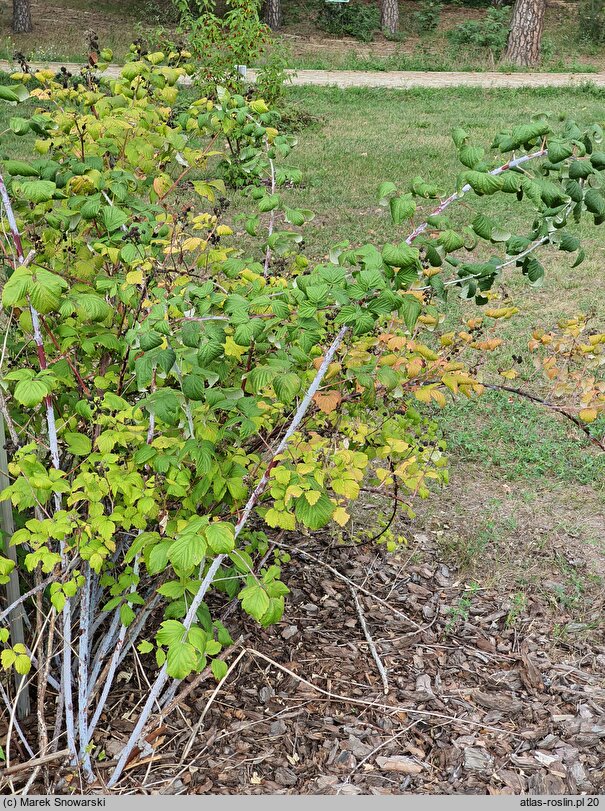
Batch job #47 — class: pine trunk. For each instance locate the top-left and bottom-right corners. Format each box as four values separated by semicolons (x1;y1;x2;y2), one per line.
504;0;545;67
13;0;32;32
381;0;399;35
264;0;282;30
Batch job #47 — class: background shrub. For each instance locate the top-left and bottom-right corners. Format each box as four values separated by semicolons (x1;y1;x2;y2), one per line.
316;1;381;42
447;7;510;55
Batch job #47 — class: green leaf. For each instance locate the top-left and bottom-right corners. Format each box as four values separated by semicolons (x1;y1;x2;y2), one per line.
284;207;305;226
120;243;140;264
80;196;102;220
14;379;48;407
2;267;32;307
569;160;593;179
120;604;136;627
438;230;465;253
29;269;67;314
211;658;228;681
382;243;419;268
258;194;280;212
4;160;39;177
14;654;31;676
377;181;397;203
182;374;206;401
166;641;197;679
239;581;270;620
139;331;164;351
463;171;503;196
294;492;334;530
9;116;30;135
156;619;186;646
64;432;92;456
102;205;128;232
389;195;416;225
20;180;56;203
274;372;300;404
459;145;484;170
558;232;580;252
584;188;605;216
169;532;206;572
452;127;468;148
400;296;422;331
0;86;22;103
137;640;154;654
590;151;605;170
205;522;235;554
523;256;545;285
547;140;573;164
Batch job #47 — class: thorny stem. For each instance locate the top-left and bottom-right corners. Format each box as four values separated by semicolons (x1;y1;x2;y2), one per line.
77;565;94;781
405;149;547;245
263;146;276;277
0;171;77;764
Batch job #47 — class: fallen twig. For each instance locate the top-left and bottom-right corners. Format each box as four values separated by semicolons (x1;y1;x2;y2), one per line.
350;586;389;694
0;748;71;778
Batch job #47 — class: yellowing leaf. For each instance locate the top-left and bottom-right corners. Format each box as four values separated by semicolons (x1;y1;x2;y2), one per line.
430;389;447;408
414;386;433;404
579;408;598;423
126;270;144;285
332;506;350;527
224;336;247;360
500;369;518;380
304;490;321;506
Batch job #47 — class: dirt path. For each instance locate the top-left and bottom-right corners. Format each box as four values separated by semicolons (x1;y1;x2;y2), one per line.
2;60;605;89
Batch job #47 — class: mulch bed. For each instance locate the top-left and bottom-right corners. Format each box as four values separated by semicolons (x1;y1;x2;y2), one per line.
99;528;605;795
2;518;603;794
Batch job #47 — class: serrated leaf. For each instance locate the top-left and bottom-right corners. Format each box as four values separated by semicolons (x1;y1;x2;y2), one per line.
20;180;56;203
463;171;503;196
258;194;279;212
382;243;419;268
14;379;47;407
169;532;206;572
166;641;197;679
548;140;573;164
211;658;228;681
64;432;92;456
377;181;397;204
2;267;32;307
558;232;580;252
459;145;484;170
205;522;235;554
182;374;205;401
102;205;128;232
274;372;300;404
294;493;334;530
438;230;465;253
400;296;421;331
389;195;416;225
239;582;270;620
156;619;186;646
4;160;39;177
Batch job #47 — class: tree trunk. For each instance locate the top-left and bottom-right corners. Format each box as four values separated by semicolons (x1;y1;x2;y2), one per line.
381;0;399;35
264;0;281;30
13;0;32;33
504;0;545;67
